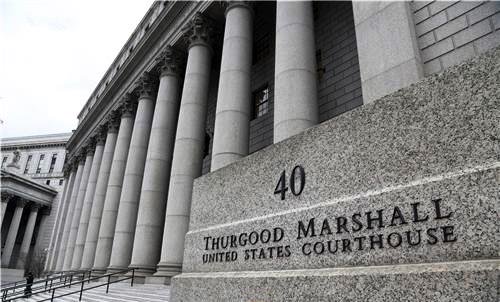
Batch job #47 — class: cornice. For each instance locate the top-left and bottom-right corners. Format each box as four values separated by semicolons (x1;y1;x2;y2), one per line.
67;1;211;159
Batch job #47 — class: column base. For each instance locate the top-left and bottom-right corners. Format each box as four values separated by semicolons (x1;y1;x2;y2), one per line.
150;262;181;284
106;265;128;274
91;267;107;276
126;265;157;284
145;275;171;285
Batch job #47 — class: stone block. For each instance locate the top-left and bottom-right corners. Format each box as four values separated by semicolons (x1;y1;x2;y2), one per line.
446;1;482;20
441;43;475;69
413;6;430;24
466;1;500;25
428;1;455;15
434;15;467;41
474;30;500;54
172;260;498;302
415;10;447;37
423;58;442;75
418;31;436;49
172;48;500;301
454;18;492;47
421;37;453;62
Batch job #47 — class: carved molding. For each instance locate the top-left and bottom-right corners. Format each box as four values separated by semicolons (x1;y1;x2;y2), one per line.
85;138;96;155
157;46;185;77
77;152;87;164
183;12;216;49
120;93;137;118
15;198;28;208
95;125;107;146
1;192;15;203
29;203;42;212
136;72;159;99
107;110;121;133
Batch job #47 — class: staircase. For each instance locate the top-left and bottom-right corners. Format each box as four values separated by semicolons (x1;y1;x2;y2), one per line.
20;282;170;301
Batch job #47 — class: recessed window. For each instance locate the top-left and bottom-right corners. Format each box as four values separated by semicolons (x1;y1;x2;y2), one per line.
252;86;270;119
24;155;32;174
1;156;7;169
46;180;50;185
48;154;57;173
36;154;45;174
59;179;64;186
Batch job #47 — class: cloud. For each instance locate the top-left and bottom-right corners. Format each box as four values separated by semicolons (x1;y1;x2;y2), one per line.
0;0;154;138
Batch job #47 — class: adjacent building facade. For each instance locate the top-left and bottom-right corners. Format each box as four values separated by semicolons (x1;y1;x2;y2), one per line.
1;133;70;280
46;0;499;284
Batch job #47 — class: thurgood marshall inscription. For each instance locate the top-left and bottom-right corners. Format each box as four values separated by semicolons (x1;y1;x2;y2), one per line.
201;198;456;263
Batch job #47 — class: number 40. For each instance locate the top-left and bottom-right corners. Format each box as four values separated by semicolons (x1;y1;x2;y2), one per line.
274;165;305;200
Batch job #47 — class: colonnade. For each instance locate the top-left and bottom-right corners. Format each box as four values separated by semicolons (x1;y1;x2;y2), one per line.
47;2;318;281
1;195;47;269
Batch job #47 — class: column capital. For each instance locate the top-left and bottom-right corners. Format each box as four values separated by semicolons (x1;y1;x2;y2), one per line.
15;198;28;208
1;192;15;204
77;152;87;164
224;1;253;16
106;110;121;133
63;163;72;176
136;72;158;99
29;203;42;212
120;93;137;118
183;12;216;49
157;46;185;77
95;125;107;146
85;139;96;155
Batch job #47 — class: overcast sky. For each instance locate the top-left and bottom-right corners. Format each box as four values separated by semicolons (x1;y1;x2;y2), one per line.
0;0;154;138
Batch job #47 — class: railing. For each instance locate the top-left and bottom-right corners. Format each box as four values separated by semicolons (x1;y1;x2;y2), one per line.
0;272;67;290
1;268;134;302
1;270;91;301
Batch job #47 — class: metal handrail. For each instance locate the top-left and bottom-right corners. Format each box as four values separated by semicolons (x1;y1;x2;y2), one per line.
1;268;134;302
1;270;91;301
1;270;83;291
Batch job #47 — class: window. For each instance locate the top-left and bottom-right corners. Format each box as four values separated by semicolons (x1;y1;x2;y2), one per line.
252;86;270;119
36;154;45;174
46;180;50;185
59;179;64;186
24;155;32;174
1;156;7;169
48;154;57;173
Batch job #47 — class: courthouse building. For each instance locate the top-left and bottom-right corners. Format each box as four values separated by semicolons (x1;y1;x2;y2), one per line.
45;0;499;284
1;133;70;280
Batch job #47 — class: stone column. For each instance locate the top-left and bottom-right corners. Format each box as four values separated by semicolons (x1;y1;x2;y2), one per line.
17;204;40;268
72;131;106;270
51;167;77;271
93;97;136;273
155;13;214;280
211;1;253;171
80;114;120;270
1;193;14;228
63;148;94;270
1;199;26;267
129;47;183;277
274;1;318;143
44;171;70;271
56;161;84;271
107;73;157;273
352;1;423;103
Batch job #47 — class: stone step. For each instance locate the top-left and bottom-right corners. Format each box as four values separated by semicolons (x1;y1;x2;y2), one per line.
19;282;170;302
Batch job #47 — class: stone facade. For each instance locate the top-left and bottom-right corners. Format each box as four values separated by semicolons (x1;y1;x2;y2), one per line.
46;2;499;298
0;133;70;277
